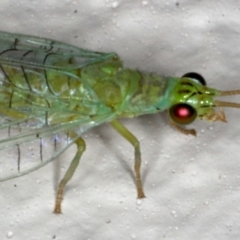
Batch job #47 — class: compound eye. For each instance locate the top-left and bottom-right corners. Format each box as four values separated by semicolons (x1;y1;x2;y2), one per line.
181;72;206;86
169;103;197;125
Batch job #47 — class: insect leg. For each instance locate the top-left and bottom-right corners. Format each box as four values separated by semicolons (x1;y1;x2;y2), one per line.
169;121;196;136
110;119;146;199
53;132;86;214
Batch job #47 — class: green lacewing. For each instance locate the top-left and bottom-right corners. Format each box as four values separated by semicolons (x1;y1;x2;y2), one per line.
0;31;239;213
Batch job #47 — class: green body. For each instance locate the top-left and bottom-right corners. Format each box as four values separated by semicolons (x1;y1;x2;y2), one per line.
0;52;220;127
1;53;174;124
0;31;228;213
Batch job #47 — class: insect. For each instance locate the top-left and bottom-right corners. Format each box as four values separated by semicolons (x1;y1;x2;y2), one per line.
0;31;239;214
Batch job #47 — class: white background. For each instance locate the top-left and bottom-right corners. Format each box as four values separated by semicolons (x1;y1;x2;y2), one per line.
0;0;240;239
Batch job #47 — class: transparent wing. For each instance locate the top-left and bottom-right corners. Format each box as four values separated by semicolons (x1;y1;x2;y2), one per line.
0;111;116;182
0;30;116;71
0;31;118;181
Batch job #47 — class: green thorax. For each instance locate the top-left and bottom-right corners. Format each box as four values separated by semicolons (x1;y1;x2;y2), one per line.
81;55;175;117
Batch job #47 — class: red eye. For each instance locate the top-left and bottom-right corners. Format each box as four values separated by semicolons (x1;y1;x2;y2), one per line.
169;103;197;125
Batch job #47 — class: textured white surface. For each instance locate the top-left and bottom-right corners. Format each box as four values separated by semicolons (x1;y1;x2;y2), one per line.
0;1;240;239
